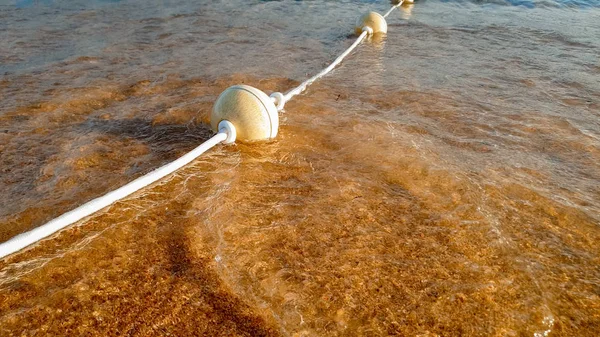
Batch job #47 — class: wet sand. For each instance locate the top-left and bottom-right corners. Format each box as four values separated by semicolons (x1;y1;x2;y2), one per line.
1;0;600;336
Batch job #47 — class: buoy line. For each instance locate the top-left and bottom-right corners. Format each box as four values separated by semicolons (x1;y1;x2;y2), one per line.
0;0;411;259
275;29;371;110
273;0;405;110
383;0;405;18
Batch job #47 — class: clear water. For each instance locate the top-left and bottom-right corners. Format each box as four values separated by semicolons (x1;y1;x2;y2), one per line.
0;0;599;336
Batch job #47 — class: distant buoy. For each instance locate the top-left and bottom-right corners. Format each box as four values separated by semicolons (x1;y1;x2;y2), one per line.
356;11;387;35
211;85;279;142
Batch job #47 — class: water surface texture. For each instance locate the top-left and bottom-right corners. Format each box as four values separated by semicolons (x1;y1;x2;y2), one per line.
1;0;599;336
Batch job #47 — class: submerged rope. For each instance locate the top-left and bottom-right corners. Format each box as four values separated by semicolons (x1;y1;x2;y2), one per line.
271;0;405;110
383;0;405;18
0;123;235;259
280;29;371;106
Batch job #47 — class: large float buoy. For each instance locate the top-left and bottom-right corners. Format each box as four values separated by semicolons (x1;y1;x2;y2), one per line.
211;85;279;142
355;11;388;35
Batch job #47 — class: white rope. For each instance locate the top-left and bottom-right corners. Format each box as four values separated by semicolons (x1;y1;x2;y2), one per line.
0;131;229;259
272;1;404;110
280;29;370;106
383;0;404;18
1;2;408;259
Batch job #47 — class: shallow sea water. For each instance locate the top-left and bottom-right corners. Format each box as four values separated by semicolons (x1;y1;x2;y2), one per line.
1;0;599;336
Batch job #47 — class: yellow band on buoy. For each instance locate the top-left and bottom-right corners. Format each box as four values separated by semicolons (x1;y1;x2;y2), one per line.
210;85;279;142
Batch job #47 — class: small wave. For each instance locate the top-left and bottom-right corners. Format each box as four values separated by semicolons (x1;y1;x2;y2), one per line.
439;0;600;8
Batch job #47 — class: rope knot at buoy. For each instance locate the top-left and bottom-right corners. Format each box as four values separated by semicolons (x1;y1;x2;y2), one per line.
270;92;286;111
217;120;237;144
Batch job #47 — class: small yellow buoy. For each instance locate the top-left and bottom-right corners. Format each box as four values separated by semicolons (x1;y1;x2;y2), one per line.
355;11;387;36
211;85;279;142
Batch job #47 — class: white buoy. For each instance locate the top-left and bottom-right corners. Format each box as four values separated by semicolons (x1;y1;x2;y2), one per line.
355;11;388;36
211;85;279;142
